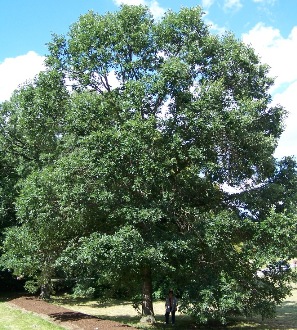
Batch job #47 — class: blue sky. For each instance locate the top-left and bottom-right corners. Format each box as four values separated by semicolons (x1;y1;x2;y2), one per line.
0;0;296;159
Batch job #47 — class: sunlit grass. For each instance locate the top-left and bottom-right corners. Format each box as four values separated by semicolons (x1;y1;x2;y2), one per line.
0;301;65;330
52;284;297;329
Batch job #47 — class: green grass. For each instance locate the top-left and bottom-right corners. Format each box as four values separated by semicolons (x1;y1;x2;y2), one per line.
52;285;297;329
2;283;297;329
0;301;65;330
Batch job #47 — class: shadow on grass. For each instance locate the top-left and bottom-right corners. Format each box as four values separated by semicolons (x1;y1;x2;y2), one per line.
49;310;96;322
18;293;297;330
53;295;133;308
90;302;297;330
223;300;297;330
91;313;224;330
0;292;29;303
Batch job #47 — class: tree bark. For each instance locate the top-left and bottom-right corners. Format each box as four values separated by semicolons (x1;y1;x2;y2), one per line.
39;281;51;300
39;261;53;300
142;266;154;316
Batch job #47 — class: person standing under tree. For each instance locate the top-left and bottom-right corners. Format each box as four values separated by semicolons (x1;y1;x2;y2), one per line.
165;289;178;325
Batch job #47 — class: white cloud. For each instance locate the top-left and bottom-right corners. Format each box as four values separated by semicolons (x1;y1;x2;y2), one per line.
205;19;227;35
273;80;297;158
114;0;145;5
242;24;297;90
253;0;276;4
224;0;242;11
113;0;165;19
149;0;165;19
202;0;215;9
242;24;297;158
0;51;45;103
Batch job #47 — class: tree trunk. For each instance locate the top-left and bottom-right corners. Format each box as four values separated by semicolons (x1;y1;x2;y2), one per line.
39;281;51;300
142;266;154;316
39;261;53;300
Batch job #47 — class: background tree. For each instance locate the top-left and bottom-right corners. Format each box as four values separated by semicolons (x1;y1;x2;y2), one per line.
1;4;297;325
0;155;17;234
0;152;19;291
0;68;69;297
0;70;68;176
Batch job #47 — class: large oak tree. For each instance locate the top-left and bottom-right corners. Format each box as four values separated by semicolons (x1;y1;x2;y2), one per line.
1;5;297;324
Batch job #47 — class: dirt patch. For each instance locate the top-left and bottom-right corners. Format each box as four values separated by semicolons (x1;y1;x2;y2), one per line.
8;296;138;330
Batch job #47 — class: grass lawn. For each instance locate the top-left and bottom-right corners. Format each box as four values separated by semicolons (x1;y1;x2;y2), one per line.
0;300;64;330
52;284;297;329
2;284;297;329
